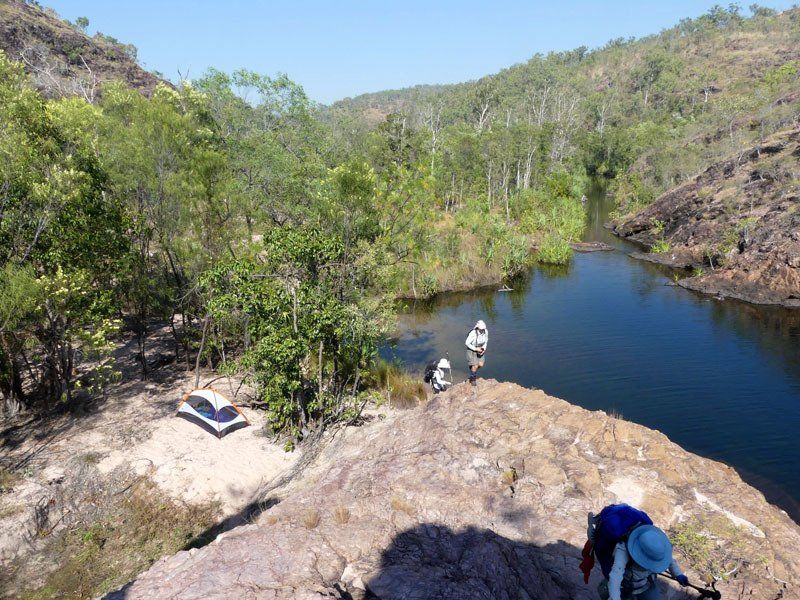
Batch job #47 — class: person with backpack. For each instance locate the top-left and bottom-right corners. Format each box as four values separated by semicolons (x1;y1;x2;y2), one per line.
465;320;488;386
581;504;690;600
423;358;452;393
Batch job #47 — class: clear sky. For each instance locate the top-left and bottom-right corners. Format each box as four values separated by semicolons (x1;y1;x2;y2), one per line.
45;1;795;104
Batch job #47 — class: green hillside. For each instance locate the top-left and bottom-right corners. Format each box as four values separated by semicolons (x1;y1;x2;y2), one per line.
330;4;800;215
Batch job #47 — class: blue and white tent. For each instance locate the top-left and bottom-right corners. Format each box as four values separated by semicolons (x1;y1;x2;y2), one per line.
176;388;249;438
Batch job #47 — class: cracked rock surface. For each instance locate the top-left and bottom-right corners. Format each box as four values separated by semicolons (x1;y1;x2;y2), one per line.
108;380;800;599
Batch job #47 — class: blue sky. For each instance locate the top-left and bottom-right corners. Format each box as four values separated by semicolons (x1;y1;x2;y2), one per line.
46;1;795;104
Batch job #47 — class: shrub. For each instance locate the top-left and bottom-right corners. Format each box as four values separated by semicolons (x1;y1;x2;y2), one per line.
650;239;671;253
501;234;532;278
536;236;573;265
669;517;752;582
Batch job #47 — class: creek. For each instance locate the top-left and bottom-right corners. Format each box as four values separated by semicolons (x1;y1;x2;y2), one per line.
383;185;800;523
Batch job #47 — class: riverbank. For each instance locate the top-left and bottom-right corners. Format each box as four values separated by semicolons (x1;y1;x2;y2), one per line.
613;128;800;308
111;379;800;599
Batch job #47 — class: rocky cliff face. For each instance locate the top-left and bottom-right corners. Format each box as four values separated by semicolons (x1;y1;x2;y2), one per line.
109;381;800;599
614;128;800;307
0;0;164;97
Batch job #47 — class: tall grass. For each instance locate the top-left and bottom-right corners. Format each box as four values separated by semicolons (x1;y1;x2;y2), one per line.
369;360;427;409
395;178;586;297
536;235;573;265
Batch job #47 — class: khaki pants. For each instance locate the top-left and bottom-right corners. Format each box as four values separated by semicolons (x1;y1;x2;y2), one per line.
466;349;485;368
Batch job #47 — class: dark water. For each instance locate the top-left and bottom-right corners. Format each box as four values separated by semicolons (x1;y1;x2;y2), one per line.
383;185;800;522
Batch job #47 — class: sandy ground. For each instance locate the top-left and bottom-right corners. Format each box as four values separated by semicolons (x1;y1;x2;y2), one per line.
93;379;296;512
0;326;298;565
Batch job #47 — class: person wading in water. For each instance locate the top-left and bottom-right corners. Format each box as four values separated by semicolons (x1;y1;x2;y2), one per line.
465;320;488;386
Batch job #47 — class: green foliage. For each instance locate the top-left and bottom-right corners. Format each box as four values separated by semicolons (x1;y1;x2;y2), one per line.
201;227;388;435
3;2;798;431
73;16;89;32
536;235;572;265
650;239;672;254
0;51;128;409
670;518;752;582
518;187;586;242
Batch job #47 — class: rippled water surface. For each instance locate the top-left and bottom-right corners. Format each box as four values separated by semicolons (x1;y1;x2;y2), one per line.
384;186;800;521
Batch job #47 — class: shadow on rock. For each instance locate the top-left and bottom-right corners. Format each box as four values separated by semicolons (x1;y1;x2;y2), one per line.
364;524;695;600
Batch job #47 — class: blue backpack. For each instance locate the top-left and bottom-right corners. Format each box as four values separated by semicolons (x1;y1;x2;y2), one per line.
593;504;653;578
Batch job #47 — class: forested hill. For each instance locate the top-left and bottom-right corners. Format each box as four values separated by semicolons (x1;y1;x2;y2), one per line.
329;5;800;211
0;0;164;98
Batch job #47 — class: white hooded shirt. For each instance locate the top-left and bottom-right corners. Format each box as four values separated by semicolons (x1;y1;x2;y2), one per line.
465;328;488;352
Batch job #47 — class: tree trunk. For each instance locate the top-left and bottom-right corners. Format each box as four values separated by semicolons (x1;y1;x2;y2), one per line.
318;340;324;403
194;315;210;389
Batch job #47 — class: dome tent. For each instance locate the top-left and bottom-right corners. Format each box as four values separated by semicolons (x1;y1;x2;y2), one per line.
176;388;250;438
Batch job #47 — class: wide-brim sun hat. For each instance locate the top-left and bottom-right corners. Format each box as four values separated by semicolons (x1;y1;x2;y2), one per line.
627;525;673;573
475;320;486;330
437;358;451;369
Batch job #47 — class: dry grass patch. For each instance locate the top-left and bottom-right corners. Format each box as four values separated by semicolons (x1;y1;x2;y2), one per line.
500;468;518;487
332;505;350;525
390;497;416;517
0;467;20;493
15;477;218;600
302;508;321;529
371;361;427;409
0;502;24;519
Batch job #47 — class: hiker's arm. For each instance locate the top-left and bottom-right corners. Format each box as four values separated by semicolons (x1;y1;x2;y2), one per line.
668;559;688;585
607;544;628;600
482;331;487;351
465;331;477;350
667;559;684;578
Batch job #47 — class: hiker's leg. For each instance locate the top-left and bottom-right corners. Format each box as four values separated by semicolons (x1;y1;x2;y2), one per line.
467;349;478;382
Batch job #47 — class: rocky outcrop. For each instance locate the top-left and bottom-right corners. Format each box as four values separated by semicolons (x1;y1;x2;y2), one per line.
614;129;800;307
109;380;799;599
0;0;164;97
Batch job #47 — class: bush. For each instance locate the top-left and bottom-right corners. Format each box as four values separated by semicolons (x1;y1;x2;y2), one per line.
650;239;671;253
501;234;532;278
536;235;573;265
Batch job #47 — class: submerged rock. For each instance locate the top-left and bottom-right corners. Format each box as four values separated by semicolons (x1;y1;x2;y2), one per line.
570;241;615;252
108;380;800;599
